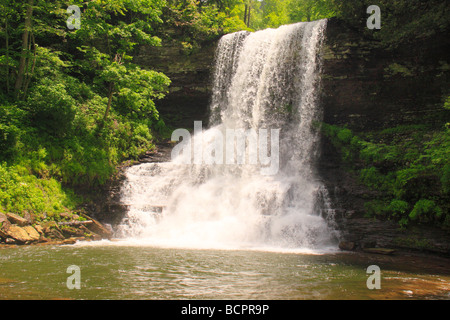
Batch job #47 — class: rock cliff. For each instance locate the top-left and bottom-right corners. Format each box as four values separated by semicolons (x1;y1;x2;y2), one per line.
318;18;450;255
134;37;218;130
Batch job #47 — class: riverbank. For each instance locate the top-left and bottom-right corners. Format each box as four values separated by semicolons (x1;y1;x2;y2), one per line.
0;211;112;246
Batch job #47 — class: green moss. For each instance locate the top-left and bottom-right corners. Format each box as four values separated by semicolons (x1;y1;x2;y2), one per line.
384;63;414;78
364;200;390;217
393;237;435;251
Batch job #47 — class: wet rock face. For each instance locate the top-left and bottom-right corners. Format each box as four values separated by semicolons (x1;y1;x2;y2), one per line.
317;18;450;255
134;39;218;130
320;18;448;132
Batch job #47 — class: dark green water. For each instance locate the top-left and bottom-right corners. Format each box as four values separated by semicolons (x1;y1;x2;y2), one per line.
0;243;449;300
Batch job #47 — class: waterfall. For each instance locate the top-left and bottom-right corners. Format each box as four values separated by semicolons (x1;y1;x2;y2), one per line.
116;20;338;252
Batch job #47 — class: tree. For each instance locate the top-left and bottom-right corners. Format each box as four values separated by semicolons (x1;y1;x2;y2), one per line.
331;0;450;48
257;0;290;29
0;0;15;95
288;0;335;22
14;0;34;98
71;0;170;132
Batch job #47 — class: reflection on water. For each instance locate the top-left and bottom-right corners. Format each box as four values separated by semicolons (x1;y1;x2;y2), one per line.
0;244;449;300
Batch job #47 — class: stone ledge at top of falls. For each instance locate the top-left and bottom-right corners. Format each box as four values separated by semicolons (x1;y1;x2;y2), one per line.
0;211;113;246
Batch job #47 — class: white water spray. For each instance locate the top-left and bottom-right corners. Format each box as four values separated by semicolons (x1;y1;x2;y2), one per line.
116;20;338;252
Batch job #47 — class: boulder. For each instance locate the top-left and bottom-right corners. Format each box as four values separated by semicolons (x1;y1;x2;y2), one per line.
34;224;44;235
0;213;11;239
0;229;7;240
60;226;85;238
363;248;396;255
6;213;29;226
81;214;113;239
22;226;41;241
62;238;78;245
0;212;10;225
339;241;356;251
5;225;34;243
47;228;65;240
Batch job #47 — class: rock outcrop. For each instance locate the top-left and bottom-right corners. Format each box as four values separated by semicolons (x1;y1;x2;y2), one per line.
0;211;112;246
318;18;450;255
134;38;218;130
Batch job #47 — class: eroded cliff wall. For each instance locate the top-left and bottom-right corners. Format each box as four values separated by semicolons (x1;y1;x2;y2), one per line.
318;18;450;254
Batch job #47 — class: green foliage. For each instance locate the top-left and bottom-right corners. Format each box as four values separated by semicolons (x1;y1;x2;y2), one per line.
257;0;290;28
409;199;443;222
0;163;80;218
0;0;174;223
320;123;360;161
114;66;171;119
288;0;335;23
25;80;76;137
336;128;352;144
0;124;18;161
389;199;409;217
321;97;450;228
364;198;409;223
163;0;336;34
165;0;250;41
360;167;389;191
384;63;414;78
332;0;450;49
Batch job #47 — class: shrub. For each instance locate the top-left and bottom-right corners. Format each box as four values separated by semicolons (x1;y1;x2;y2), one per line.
0;163;80;218
389;199;409;216
0;123;18;161
409;199;443;223
26;80;76;138
337;128;353;144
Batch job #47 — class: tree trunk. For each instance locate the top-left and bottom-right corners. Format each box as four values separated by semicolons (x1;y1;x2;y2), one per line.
22;33;37;99
244;4;248;26
104;82;114;122
98;82;115;132
14;0;34;98
306;3;312;22
5;17;10;94
247;6;251;27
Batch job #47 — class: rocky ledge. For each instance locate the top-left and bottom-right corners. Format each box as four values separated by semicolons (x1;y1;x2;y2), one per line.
0;211;112;246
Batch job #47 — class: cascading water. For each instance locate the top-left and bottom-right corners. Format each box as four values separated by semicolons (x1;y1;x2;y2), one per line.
116;20;339;252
